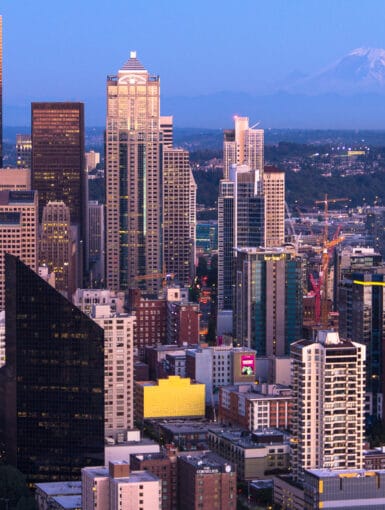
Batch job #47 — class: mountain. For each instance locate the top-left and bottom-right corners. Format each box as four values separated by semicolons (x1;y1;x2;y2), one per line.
285;47;385;95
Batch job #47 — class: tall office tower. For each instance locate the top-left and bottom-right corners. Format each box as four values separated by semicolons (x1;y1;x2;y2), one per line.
263;165;285;248
106;52;161;293
88;201;105;284
82;461;161;510
217;180;234;311
90;304;135;440
160;115;173;147
163;148;196;285
290;330;365;483
4;254;104;483
31;103;86;224
0;15;2;168
0;190;38;310
217;165;264;313
234;247;303;355
222;116;264;179
39;201;76;299
16;134;32;168
189;170;197;268
338;269;385;420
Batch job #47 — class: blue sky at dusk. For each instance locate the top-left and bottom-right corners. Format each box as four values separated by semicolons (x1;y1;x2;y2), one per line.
3;0;385;126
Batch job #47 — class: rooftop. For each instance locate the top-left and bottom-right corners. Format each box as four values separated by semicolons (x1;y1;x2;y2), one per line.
120;51;146;72
35;481;81;496
52;495;82;509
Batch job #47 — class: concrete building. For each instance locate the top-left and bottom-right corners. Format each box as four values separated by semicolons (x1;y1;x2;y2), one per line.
91;304;135;440
106;52;162;293
39;201;77;299
131;448;178;510
0;16;2;167
0;190;38;310
35;481;82;510
234;247;303;356
88;201;105;285
218;383;292;430
145;420;212;451
177;452;236;510
16;134;32;168
82;461;161;510
145;344;191;380
85;150;100;172
166;287;199;345
72;288;125;316
104;429;160;464
222;116;264;180
0;167;31;191
159;116;173;147
134;376;205;422
263;165;285;248
290;330;366;483
186;345;256;402
163;148;196;285
208;428;290;481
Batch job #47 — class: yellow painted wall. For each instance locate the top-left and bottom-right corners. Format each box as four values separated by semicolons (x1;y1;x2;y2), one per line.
140;376;205;418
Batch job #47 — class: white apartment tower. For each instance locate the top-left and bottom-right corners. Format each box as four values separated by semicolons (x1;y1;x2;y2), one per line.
0;190;38;310
223;116;264;179
106;52;161;293
290;330;366;483
91;304;135;440
263;165;285;247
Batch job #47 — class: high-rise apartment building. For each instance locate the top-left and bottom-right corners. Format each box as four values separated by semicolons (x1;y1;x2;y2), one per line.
0;190;38;310
39;201;76;299
85;150;100;172
90;304;135;439
106;52;162;293
217;165;264;313
0;15;2;167
4;254;105;483
222;116;264;179
290;330;365;483
31;102;86;225
16;134;32;168
163;148;196;285
160;115;173;147
234;247;303;355
263;165;285;247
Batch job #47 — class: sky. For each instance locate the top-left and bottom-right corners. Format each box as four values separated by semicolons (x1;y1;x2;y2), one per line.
3;0;385;126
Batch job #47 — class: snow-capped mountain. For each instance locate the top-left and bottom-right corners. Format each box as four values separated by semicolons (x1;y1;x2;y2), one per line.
285;47;385;95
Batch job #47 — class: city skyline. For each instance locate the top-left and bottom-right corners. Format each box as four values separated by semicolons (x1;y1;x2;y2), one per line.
3;2;385;127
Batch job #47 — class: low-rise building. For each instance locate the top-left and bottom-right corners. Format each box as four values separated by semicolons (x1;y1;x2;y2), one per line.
35;481;82;510
208;428;290;481
178;452;236;510
135;376;205;422
218;383;292;430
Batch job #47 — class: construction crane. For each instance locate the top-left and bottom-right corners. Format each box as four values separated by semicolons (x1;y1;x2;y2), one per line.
310;195;348;326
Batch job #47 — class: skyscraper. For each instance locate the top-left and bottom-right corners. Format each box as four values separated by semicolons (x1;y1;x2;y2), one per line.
222;116;264;179
16;134;32;169
106;52;162;293
0;15;3;168
263;165;285;248
0;190;38;310
234;247;303;355
290;330;365;483
4;254;104;483
39;201;76;299
217;166;264;313
31;102;86;225
163;148;196;285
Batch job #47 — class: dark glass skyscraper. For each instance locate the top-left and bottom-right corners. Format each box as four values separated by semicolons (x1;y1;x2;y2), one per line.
31;102;86;226
4;254;104;483
0;15;3;167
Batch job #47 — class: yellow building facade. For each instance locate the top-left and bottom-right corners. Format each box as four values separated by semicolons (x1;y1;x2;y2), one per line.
135;376;205;420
